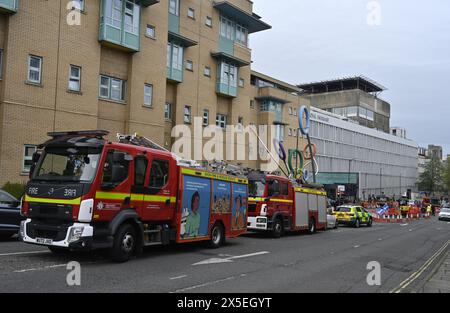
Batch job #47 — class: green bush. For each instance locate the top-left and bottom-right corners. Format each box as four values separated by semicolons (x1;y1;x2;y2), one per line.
1;182;26;199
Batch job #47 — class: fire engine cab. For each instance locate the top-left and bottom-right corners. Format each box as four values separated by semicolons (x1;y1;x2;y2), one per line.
20;131;248;262
247;171;327;237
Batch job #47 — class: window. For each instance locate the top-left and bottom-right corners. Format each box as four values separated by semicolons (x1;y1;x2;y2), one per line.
149;159;169;189
186;60;193;71
167;42;183;71
0;49;3;80
236;24;248;46
293;128;297;137
104;0;140;34
68;65;81;92
23;145;37;173
268;180;280;197
169;0;179;16
250;100;255;109
71;0;85;11
205;16;213;27
280;183;289;196
0;190;17;204
359;107;367;119
164;103;172;121
220;16;235;41
288;128;292;136
187;8;195;19
367;110;374;121
216;114;227;130
219;61;237;87
99;75;126;102
288;107;293;115
204;66;211;77
275;125;284;142
102;150;129;184
293;108;297;116
28;55;42;84
347;106;358;117
146;25;156;38
238;78;245;88
144;84;153;107
203;109;209;126
134;157;148;186
124;1;139;35
184;106;191;124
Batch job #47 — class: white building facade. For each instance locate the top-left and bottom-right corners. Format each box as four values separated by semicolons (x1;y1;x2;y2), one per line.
309;108;418;199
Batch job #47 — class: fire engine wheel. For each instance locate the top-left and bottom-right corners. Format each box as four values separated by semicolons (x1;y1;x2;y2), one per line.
111;223;136;263
308;218;316;234
209;223;225;249
272;218;283;238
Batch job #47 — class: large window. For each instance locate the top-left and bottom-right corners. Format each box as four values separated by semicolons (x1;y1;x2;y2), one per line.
68;65;81;92
28;55;42;84
219;62;237;88
104;0;140;35
167;41;184;81
22;145;37;173
220;16;248;46
169;0;179;16
99;75;126;102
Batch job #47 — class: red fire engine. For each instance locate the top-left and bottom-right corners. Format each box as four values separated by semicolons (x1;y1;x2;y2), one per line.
20;131;248;262
247;171;327;237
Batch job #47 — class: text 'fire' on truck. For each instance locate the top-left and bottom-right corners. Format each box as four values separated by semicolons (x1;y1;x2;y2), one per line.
20;131;249;262
247;171;328;238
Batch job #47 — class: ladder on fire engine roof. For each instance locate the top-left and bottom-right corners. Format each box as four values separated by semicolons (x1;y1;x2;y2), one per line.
117;133;203;169
116;133;248;177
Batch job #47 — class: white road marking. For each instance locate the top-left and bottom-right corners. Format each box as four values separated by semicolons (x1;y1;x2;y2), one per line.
0;250;49;257
170;275;187;280
172;276;236;293
400;223;409;227
353;245;360;248
192;251;270;266
391;239;450;293
14;263;67;273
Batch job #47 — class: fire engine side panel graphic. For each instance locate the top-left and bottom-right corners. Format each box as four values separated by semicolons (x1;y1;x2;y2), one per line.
213;181;231;214
232;183;248;230
179;176;211;241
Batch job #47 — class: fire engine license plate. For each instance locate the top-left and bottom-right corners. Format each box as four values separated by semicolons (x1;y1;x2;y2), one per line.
36;238;53;245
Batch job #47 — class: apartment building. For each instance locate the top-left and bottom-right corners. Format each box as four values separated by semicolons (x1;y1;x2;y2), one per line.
0;0;314;184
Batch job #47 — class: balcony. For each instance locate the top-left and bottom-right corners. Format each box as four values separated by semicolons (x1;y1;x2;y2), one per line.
0;0;18;14
99;0;142;52
255;86;291;105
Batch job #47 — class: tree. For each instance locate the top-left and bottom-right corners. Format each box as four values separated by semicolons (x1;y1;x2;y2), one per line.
418;156;444;195
443;156;450;193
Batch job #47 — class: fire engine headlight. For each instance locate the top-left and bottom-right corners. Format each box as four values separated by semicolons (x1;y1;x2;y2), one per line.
68;226;84;243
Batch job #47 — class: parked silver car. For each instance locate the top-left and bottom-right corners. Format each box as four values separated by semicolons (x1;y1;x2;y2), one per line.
438;206;450;221
327;208;338;229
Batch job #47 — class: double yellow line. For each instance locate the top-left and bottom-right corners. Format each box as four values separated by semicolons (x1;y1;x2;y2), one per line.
391;239;450;293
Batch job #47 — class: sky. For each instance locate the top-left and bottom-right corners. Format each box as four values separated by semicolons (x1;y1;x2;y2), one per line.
250;0;450;156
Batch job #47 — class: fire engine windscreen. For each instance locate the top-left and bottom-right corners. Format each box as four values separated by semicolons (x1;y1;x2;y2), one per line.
33;147;101;182
249;180;265;198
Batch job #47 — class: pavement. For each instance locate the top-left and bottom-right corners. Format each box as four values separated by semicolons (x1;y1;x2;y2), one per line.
0;217;449;293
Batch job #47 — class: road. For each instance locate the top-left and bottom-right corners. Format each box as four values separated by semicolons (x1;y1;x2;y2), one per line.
0;217;449;293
